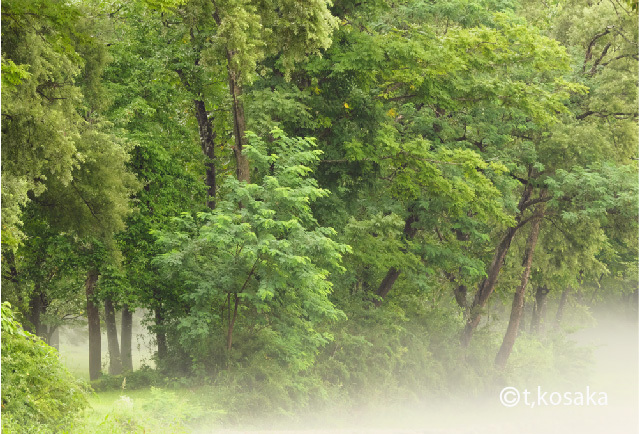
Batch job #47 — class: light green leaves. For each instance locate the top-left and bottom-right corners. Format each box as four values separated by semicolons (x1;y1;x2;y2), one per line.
153;129;348;370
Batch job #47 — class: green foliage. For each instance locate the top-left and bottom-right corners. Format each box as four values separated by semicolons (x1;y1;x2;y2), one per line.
2;0;637;428
75;388;209;434
153;129;349;371
1;302;89;433
90;366;162;392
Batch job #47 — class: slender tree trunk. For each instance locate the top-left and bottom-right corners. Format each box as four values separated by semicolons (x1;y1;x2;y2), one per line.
554;287;570;329
226;52;250;183
155;307;168;362
530;286;549;334
461;225;519;347
193;99;217;209
375;267;401;302
175;47;217;209
461;183;533;347
121;305;133;372
104;298;122;375
86;269;101;381
495;205;545;369
374;213;418;305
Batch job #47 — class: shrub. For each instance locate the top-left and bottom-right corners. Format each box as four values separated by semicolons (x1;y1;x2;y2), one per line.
1;302;89;433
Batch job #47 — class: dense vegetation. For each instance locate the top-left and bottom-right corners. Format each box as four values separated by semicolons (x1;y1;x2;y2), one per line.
2;0;637;431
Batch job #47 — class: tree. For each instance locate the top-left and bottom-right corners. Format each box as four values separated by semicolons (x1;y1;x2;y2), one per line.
153;129;348;372
2;0;138;381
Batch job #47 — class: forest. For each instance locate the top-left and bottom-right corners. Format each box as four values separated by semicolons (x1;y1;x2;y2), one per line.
1;0;638;432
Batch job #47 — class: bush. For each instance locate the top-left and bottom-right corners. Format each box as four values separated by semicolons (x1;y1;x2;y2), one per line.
90;365;161;392
1;302;89;433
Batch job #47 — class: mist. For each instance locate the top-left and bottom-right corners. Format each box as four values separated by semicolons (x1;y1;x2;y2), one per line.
52;298;637;434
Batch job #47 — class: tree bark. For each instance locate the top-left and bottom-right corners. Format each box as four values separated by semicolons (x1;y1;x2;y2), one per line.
374;213;419;305
193;99;217;209
530;285;550;334
375;267;402;303
121;305;133;372
155;307;168;362
104;298;122;375
26;287;46;337
554;287;570;329
461;183;533;347
495;205;545;369
226;51;250;183
453;284;468;311
86;269;101;381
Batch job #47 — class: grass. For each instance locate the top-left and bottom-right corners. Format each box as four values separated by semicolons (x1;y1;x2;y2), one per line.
74;386;223;433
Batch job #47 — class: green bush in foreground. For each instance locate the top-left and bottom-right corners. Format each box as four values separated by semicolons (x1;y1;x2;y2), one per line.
1;302;89;433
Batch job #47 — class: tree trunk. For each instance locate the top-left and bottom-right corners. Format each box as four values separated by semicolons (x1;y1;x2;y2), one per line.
104;298;122;375
193;99;217;209
495;205;545;369
26;287;46;337
155;307;168;362
174;32;218;209
86;269;101;381
375;267;401;303
121;305;133;372
461;183;533;347
453;284;468;311
554;287;570;329
374;213;419;305
226;52;250;183
530;285;550;334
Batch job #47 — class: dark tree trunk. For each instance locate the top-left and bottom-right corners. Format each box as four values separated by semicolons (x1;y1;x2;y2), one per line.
26;287;46;337
374;213;419;305
86;269;101;381
155;307;168;362
530;286;550;334
461;183;533;347
375;267;401;303
226;52;250;183
104;298;122;375
453;284;468;312
121;305;133;372
193;99;217;209
554;287;570;329
175;50;217;209
495;205;545;369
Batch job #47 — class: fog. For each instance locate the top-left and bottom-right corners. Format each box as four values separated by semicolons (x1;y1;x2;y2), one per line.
58;309;155;379
58;302;637;433
206;303;638;434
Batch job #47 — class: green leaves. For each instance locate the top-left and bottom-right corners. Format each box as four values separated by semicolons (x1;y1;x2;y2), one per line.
1;302;89;433
153;130;348;371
